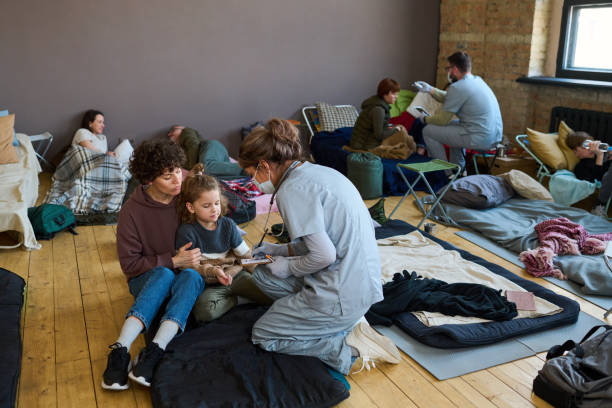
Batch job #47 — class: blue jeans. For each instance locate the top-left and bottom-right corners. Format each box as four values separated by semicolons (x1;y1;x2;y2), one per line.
126;266;204;332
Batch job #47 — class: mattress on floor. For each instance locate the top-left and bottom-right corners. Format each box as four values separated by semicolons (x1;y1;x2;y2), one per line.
442;198;612;296
372;220;580;348
151;304;349;408
0;268;26;408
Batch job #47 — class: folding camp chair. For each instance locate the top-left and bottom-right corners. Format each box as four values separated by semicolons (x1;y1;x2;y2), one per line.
388;159;461;230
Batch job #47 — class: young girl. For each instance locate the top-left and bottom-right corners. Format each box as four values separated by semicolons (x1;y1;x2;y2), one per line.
175;163;272;322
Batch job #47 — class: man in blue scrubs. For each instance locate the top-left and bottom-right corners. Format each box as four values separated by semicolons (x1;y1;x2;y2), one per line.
414;51;503;168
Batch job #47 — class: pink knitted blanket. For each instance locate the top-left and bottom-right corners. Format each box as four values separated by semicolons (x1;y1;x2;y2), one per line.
519;217;612;279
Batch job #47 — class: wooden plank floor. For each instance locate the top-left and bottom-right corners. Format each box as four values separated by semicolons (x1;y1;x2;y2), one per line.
4;172;609;408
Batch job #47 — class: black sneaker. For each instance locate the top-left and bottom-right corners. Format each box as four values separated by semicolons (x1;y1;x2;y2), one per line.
102;343;131;391
128;343;164;387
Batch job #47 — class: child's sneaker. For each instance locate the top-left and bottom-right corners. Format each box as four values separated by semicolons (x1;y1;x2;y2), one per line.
101;343;131;391
345;322;401;373
128;343;164;387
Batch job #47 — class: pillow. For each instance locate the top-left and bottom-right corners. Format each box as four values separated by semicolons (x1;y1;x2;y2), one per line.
0;114;18;164
441;175;515;209
556;121;579;171
315;102;358;132
526;128;567;170
0;110;18;147
389;89;416;118
499;169;553;201
406;92;442;119
368;198;387;225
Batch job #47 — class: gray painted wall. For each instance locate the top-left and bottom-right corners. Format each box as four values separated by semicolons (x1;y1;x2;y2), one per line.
1;0;439;159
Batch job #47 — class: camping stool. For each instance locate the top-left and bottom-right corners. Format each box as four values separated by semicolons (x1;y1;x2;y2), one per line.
346;152;383;199
388;159;461;230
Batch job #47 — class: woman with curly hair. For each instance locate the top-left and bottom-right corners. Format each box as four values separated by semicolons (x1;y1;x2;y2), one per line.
102;140;204;391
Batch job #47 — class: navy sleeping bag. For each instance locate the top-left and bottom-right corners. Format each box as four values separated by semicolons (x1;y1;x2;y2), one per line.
0;268;25;408
371;220;580;348
151;304;350;408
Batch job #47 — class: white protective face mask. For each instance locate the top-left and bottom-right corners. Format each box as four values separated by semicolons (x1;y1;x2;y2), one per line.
447;71;455;84
252;165;275;194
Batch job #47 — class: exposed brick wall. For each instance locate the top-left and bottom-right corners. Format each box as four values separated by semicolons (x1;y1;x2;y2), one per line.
438;0;612;143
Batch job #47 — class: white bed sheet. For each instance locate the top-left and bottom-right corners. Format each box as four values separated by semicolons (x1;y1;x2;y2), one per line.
0;133;41;250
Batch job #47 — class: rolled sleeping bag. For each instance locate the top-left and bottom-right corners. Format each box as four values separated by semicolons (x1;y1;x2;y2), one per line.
347;152;383;199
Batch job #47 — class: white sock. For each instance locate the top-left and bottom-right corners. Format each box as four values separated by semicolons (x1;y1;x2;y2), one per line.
152;320;179;350
116;317;144;351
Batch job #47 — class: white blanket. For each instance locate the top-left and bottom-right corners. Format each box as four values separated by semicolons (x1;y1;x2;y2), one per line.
377;231;562;326
0;133;41;250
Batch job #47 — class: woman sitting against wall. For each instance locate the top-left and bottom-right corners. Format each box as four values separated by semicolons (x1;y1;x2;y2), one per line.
349;78;419;159
72;109;132;162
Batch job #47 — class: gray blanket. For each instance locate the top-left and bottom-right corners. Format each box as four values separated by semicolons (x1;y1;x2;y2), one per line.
443;198;612;296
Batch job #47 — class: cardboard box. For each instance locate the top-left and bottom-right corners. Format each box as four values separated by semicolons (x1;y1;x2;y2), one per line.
490;155;539;178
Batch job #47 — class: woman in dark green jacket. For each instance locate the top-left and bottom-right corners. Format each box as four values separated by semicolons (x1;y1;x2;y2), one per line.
350;78;416;159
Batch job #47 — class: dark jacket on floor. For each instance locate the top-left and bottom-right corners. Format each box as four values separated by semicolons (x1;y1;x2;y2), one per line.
366;270;518;326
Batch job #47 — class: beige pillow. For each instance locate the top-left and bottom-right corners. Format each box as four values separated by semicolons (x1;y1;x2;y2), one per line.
499;169;553;201
0;114;18;164
526;128;567;170
556;120;579;171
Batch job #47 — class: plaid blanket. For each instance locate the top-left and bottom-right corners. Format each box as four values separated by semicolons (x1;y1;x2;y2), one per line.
44;146;131;214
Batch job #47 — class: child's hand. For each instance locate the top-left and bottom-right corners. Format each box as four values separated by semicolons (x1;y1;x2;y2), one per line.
173;242;201;269
214;267;233;286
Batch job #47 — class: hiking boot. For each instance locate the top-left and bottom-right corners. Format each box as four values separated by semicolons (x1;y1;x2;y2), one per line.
345;322;401;373
102;343;131;391
591;204;607;218
128;343;164;387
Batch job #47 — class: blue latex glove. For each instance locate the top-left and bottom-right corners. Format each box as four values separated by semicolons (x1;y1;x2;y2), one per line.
266;256;291;278
413;81;432;93
253;241;289;258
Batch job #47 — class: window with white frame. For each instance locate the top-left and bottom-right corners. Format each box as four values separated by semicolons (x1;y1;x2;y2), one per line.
556;0;612;82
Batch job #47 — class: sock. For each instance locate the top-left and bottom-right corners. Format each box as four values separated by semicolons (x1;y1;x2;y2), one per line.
152;320;180;350
116;317;144;351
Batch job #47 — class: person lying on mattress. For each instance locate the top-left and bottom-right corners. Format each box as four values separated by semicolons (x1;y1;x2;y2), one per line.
566;131;611;218
102;140;204;391
239;118;401;375
175;163;272;322
72;109;133;162
167;124;246;178
349;77;419;159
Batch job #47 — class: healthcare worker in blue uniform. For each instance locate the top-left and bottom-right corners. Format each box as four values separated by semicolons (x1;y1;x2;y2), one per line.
238;118;401;375
414;51;503;169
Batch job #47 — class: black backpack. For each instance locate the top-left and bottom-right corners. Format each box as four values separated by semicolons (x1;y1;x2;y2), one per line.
27;204;78;240
533;325;612;408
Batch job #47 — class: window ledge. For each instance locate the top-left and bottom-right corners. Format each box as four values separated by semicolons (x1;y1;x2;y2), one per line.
516;76;612;90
